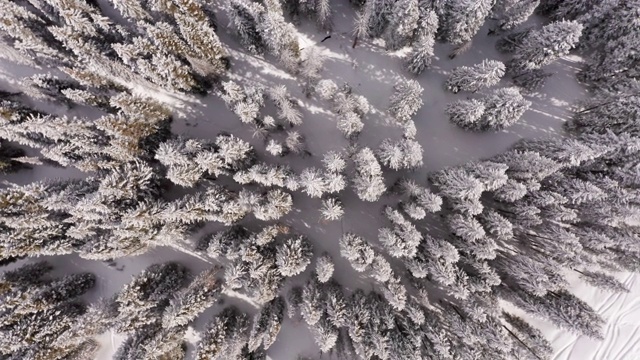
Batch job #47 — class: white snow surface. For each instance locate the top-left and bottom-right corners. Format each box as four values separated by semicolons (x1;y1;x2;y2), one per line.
0;1;638;360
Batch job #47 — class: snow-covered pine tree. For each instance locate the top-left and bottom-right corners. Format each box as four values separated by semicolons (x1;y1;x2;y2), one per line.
316;253;335;282
228;0;266;54
377;138;424;170
445;98;486;130
320;197;344;221
276;235;313;277
513;68;554;91
496;26;533;54
113;262;188;333
162;266;223;328
492;0;540;32
352;147;387;201
439;0;494;45
248;296;285;351
339;232;375;272
196;307;250;360
477;87;531;130
406;34;436;74
445;60;506;93
502;312;554;360
509;20;583;74
388;79;424;124
379;206;423;258
384;0;420;50
576;269;629;293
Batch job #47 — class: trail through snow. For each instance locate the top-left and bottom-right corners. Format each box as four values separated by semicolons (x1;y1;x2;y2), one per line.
546;273;640;360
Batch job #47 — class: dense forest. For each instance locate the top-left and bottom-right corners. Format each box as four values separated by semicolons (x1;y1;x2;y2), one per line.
0;0;639;359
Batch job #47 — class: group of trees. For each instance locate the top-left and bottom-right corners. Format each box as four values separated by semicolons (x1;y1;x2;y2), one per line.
1;0;639;359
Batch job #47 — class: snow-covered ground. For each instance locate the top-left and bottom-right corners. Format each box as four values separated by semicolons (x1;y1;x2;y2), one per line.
1;1;637;359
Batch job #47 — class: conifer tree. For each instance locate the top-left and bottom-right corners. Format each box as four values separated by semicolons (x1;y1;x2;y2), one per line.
478;87;532;130
339;233;375;272
352;147;387;202
389;79;424;124
316;253;335;282
439;0;494;45
446;60;506;93
248;297;285;351
113;263;188;333
509;20;583;74
406;34;436;74
162;266;223;328
492;0;540;32
276;235;313;277
384;0;420;50
196;307;250;360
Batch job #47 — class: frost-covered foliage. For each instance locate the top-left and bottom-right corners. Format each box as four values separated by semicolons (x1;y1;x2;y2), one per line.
446;60;505;93
0;1;637;359
509;20;583;74
352;147;387;201
449;87;532;131
389;79;424;124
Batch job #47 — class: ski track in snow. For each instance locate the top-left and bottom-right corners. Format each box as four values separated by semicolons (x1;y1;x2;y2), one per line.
549;273;640;360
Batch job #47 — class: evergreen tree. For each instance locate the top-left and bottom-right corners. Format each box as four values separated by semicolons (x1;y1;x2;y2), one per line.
339;233;375;272
196;307;249;360
446;99;486;130
439;0;494;45
113;263;188;333
513;69;554;91
384;0;420;50
377;138;424;170
229;0;266;54
406;34;436;74
316;253;335;282
352;147;387;202
577;269;629;293
320;197;344;221
389;79;424;124
492;0;539;32
478;87;531;130
248;297;285;351
509;20;583;74
276;235;313;277
446;60;506;93
162;266;223;328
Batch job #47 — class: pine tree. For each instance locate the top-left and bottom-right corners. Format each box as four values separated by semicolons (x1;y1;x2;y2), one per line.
162;266;223;328
379;206;423;258
113;263;188;333
478;87;531;130
503;312;553;360
339;233;375;272
316;253;335;282
299;167;328;198
492;0;539;32
229;0;266;54
377;138;424;170
389;79;424;124
509;20;583;74
384;0;420;50
196;307;249;360
513;69;554;91
248;297;285;351
406;34;435;74
496;27;533;54
352;147;387;202
276;235;313;277
577;269;629;293
446;60;506;93
320;197;344;221
439;0;494;45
